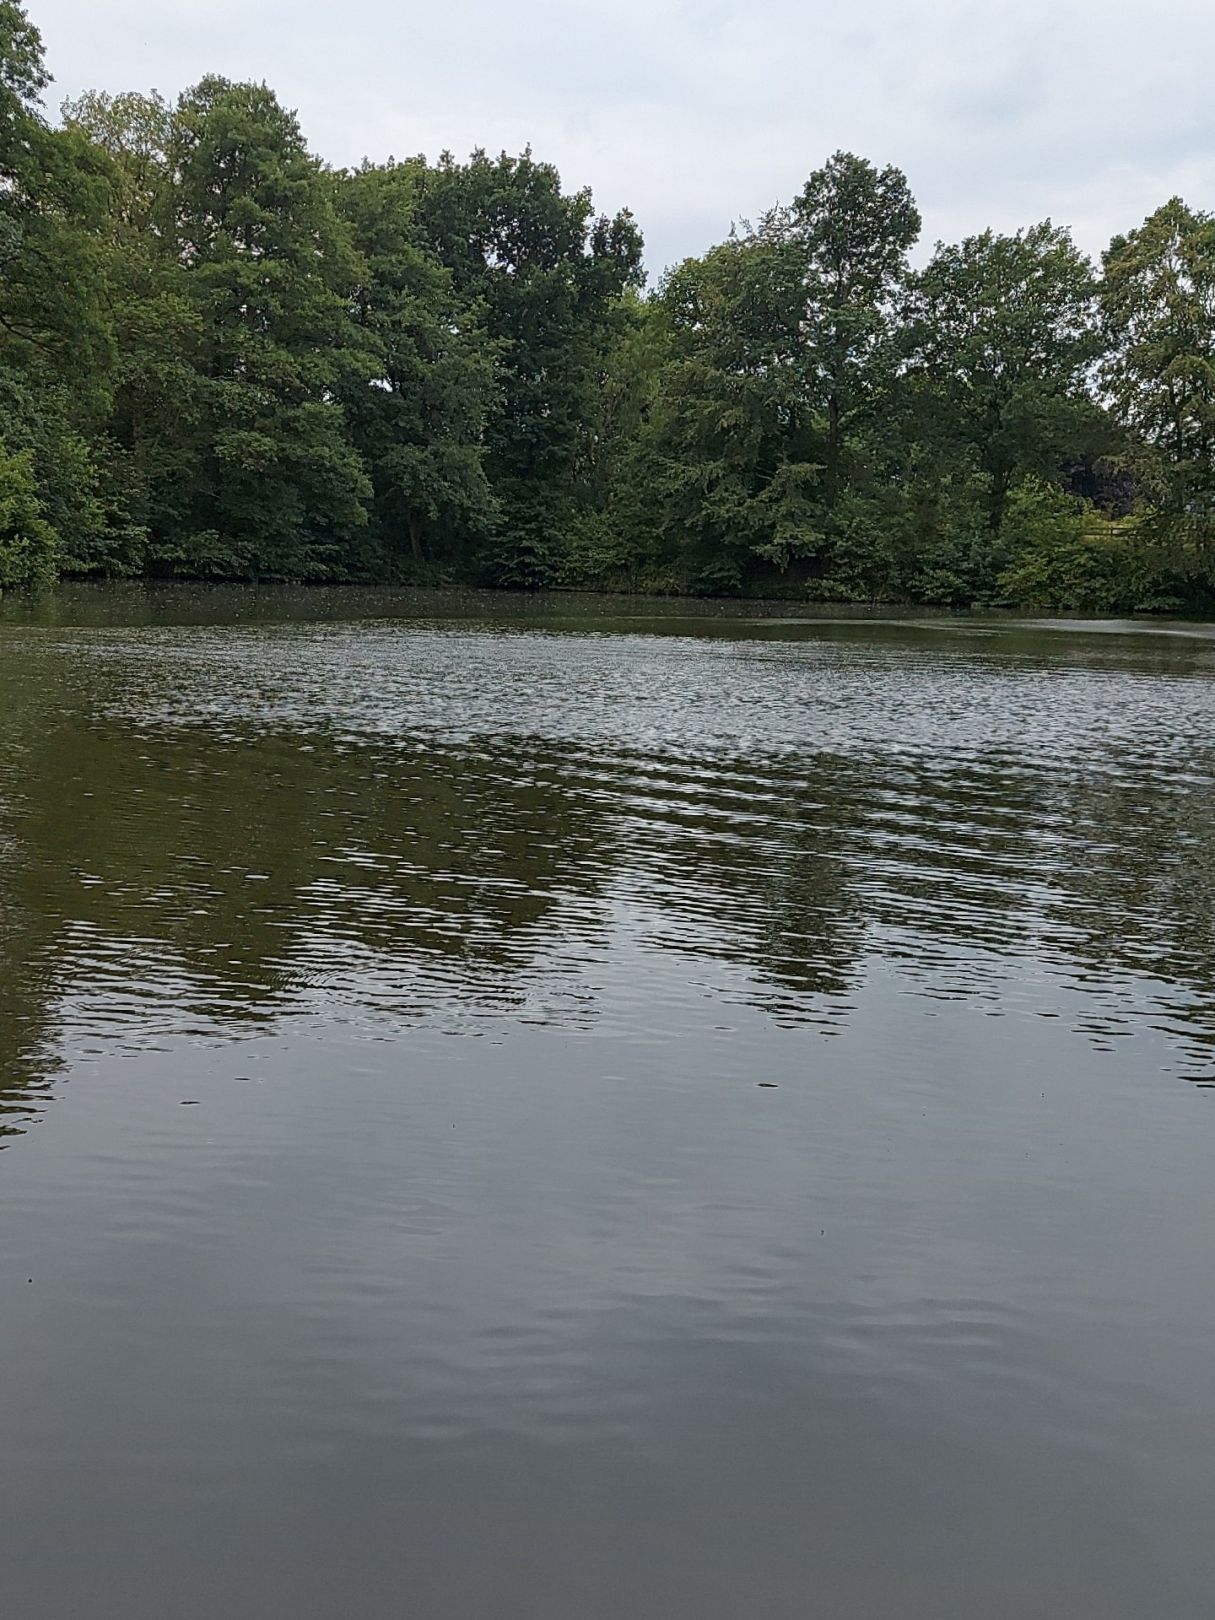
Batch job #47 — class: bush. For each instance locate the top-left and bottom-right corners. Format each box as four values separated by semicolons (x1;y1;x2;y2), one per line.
998;479;1142;611
0;441;58;590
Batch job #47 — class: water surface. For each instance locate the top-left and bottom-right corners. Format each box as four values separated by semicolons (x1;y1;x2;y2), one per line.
2;589;1214;1618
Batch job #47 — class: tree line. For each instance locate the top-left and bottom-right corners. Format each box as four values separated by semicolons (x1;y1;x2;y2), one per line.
3;0;1215;609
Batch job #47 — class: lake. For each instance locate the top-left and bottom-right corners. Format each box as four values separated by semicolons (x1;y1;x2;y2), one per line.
2;587;1214;1618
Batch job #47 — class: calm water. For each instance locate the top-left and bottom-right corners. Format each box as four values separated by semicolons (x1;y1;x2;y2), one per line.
2;587;1215;1618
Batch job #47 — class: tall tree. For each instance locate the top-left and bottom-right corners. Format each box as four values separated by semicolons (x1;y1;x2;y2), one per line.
163;76;370;578
563;288;670;588
766;152;920;507
630;231;820;591
61;89;199;573
620;155;919;592
907;224;1102;534
416;149;643;584
0;0;115;585
337;161;498;574
1101;198;1215;587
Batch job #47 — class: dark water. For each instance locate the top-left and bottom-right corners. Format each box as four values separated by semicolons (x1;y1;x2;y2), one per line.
3;587;1215;1618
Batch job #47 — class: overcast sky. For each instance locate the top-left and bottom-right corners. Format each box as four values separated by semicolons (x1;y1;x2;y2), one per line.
30;0;1215;276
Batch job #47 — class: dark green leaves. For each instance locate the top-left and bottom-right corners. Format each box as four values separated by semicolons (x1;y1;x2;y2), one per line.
0;8;1212;612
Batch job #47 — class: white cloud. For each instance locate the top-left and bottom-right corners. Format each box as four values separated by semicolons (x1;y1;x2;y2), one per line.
30;0;1215;274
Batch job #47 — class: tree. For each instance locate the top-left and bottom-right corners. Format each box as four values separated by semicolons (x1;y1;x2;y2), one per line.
630;232;821;591
0;1;116;576
561;289;671;589
0;1;112;393
1101;198;1215;590
416;149;643;584
0;441;55;588
337;161;498;573
61;89;199;574
163;76;370;578
767;152;921;507
900;223;1104;598
620;155;918;594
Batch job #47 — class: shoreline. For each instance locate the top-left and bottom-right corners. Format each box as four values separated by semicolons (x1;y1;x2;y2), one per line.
3;578;1214;634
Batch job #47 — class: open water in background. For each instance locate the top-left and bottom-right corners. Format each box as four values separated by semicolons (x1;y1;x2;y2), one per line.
2;588;1214;1617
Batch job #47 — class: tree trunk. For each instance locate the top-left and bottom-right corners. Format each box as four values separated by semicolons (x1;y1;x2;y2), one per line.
826;395;841;506
989;466;1011;535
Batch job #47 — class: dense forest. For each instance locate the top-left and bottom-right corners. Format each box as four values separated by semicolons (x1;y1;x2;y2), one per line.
3;1;1215;608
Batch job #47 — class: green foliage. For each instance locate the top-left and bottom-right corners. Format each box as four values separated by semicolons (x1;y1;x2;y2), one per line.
625;232;821;589
0;6;1213;611
614;155;919;594
416;149;644;583
155;76;372;578
907;224;1104;539
1101;199;1215;586
60;89;186;574
0;2;116;576
0;439;56;588
338;161;499;576
995;479;1174;612
772;152;921;505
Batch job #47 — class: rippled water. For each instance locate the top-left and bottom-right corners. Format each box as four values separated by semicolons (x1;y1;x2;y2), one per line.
2;588;1215;1617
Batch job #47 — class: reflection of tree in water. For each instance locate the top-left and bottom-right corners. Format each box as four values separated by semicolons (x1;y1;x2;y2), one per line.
589;738;1215;1082
0;707;616;1140
0;897;64;1143
1041;756;1215;1078
850;755;1069;977
590;749;869;1019
0;643;74;1141
831;749;1215;1085
7;625;1215;1146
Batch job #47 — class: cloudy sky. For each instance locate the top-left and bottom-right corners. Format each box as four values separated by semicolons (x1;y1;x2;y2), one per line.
30;0;1215;276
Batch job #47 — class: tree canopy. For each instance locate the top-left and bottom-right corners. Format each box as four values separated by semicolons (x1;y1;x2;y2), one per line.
1;0;1214;610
